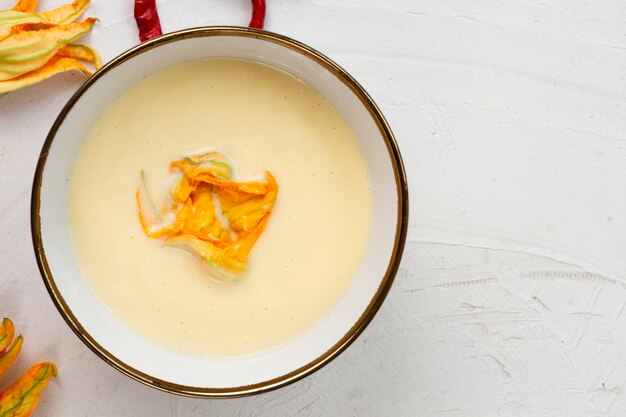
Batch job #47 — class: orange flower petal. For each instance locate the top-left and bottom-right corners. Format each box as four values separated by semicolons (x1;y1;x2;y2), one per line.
11;0;38;13
0;318;15;355
165;235;244;281
170;152;232;182
136;187;189;239
0;55;90;94
223;213;271;266
138;152;277;281
0;362;57;417
171;175;195;203
219;172;277;234
57;43;101;70
0;17;96;81
0;335;23;378
35;0;90;24
0;11;45;42
180;185;230;243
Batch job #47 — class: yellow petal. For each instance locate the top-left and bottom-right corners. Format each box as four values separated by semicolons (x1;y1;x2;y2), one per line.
0;55;90;94
181;185;231;244
57;43;101;69
0;0;90;41
171;175;195;203
0;335;23;379
0;362;57;417
0;11;44;42
165;235;244;280
136;171;190;238
219;172;278;234
139;152;278;280
0;17;95;81
223;214;271;267
0;318;15;354
170;152;233;182
35;0;90;24
11;0;38;13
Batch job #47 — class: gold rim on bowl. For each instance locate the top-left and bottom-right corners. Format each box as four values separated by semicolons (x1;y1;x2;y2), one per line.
31;26;409;398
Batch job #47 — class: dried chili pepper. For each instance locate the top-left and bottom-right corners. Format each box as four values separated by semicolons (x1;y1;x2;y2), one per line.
248;0;265;29
134;0;162;42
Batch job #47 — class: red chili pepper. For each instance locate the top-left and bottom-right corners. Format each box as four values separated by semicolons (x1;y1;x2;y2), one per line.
134;0;163;42
248;0;266;29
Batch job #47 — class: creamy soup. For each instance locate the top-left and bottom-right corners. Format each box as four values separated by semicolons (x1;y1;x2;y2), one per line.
69;59;371;357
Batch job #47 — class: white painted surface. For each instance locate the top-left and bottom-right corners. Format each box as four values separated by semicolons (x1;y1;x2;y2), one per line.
0;0;625;415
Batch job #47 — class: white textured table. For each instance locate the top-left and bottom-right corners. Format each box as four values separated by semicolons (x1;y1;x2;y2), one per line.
1;1;625;416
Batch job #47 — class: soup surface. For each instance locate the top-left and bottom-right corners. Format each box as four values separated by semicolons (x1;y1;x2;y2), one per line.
69;59;371;357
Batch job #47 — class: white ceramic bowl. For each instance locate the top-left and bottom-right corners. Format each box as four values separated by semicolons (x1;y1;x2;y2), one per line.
31;27;408;397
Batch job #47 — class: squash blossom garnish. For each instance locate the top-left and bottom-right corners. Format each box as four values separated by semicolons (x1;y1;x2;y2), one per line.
0;0;101;94
0;318;57;417
136;151;278;282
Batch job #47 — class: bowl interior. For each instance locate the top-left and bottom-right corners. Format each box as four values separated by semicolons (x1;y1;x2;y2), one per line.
35;28;404;394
